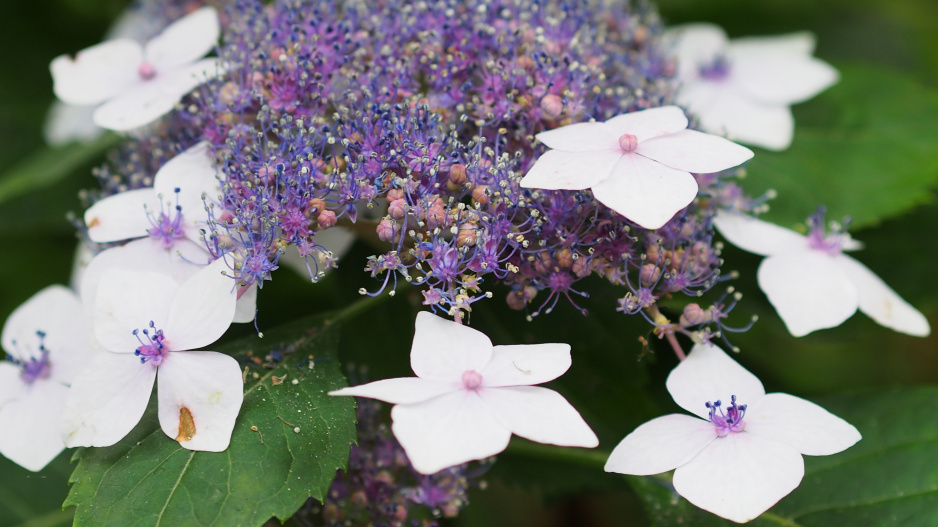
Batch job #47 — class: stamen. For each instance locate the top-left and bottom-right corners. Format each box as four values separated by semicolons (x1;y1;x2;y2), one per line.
134;321;168;366
699;55;731;80
706;394;747;436
146;188;186;248
8;330;52;384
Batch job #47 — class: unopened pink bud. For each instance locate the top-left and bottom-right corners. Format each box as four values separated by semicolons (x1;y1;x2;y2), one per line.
618;133;638;152
317;210;337;229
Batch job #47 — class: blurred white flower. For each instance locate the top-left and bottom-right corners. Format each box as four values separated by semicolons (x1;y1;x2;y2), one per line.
51;6;222;132
605;342;861;523
713;210;930;337
520;106;753;229
665;24;839;151
0;286;94;471
63;258;243;452
330;311;598;474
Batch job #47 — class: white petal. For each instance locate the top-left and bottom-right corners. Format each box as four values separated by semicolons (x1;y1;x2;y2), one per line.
535;122;619;152
477;386;598;447
604;414;716;476
667;342;765;420
233;283;258;324
50;39;142;105
673;433;805;523
835;255;931;337
84;188;159;243
0;363;24;406
662;24;729;82
156;350;243;451
0;381;69;471
391;390;511;474
63;352;156;447
92;58;221;131
712;211;809;257
730;52;839;106
678;81;796;151
152;141;221;243
758;252;859;337
603;106;689;143
144;7;220;71
479;343;571;387
94;269;178;353
730;32;817;57
164;259;236;351
80;238;212;328
329;377;462;404
43;101;102;147
69;241;95;293
591;154;698;230
746;393;861;456
520;149;622;191
3;286;90;385
410;312;493;381
637;129;753;174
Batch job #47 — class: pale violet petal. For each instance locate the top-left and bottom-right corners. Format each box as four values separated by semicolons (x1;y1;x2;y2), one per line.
0;381;69;472
835;254;931;337
477;386;598;448
673;433;804;523
479;344;571;387
43;101;103;147
746;393;861;456
730;53;839;106
84;188;159;243
520;149;622;191
152;141;221;243
50;39;143;105
535;122;619;152
156;350;243;451
410;312;493;381
678;81;796;151
391;390;511;474
63;352;156;448
1;285;90;385
144;7;220;71
712;211;809;257
233;283;258;324
758;252;858;337
661;24;729;82
94;269;178;353
729;32;817;57
605;414;716;476
636;129;753;174
329;378;462;405
591;154;698;230
667;342;765;420
0;363;24;406
603;106;689;143
164;259;236;351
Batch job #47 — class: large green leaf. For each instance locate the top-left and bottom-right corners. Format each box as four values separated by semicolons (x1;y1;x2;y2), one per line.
63;314;357;526
627;387;938;526
743;64;938;229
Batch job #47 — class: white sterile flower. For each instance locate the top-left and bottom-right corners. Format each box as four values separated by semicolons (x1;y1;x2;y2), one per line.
665;24;839;151
50;6;222;132
713;210;930;337
520;106;753;230
330;312;598;474
0;286;94;471
605;343;861;523
63;258;243;452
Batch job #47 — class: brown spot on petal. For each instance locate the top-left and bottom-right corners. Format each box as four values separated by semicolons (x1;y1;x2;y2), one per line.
87;217;101;228
176;407;196;442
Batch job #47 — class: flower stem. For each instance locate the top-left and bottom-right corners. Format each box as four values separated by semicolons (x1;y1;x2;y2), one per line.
665;331;686;361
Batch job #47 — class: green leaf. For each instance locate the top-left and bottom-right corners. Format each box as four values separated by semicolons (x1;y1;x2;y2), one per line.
63;314;357;526
627;387;938;526
744;64;938;229
0;455;74;527
0;134;119;206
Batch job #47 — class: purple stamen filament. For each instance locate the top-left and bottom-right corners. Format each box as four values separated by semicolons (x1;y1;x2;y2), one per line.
706;395;747;437
134;321;168;366
699;55;731;80
9;330;52;384
147;187;186;248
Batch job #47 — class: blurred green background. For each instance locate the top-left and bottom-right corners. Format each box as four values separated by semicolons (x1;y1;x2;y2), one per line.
0;1;936;526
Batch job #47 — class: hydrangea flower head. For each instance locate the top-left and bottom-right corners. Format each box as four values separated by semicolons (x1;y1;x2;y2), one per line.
330;312;598;474
713;210;930;337
605;343;861;523
50;6;222;131
520;106;753;229
0;286;94;471
666;24;839;150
